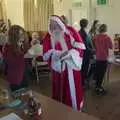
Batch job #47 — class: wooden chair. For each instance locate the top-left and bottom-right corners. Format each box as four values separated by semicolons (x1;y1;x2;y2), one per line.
33;56;50;84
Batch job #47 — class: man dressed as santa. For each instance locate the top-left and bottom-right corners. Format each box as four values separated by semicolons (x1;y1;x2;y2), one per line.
43;15;85;111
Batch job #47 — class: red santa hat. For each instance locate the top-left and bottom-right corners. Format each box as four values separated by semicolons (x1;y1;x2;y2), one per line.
48;15;69;35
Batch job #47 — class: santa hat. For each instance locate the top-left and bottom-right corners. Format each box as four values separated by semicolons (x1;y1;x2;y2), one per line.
48;15;69;35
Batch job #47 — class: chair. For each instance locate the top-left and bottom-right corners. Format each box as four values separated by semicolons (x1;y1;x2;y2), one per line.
33;56;50;84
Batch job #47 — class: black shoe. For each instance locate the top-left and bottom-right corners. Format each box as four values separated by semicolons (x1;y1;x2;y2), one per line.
95;87;107;96
99;88;107;95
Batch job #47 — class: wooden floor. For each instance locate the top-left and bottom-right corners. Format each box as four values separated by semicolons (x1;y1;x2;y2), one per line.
84;65;120;120
29;65;120;120
0;64;120;120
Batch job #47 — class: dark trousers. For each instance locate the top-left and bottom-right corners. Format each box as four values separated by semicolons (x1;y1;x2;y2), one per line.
81;51;91;86
94;60;108;88
87;62;96;78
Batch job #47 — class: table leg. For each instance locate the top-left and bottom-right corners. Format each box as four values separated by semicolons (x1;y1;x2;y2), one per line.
107;63;111;84
35;63;39;84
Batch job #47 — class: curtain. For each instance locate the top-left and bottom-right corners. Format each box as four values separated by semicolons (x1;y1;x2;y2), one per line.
24;0;35;31
0;0;7;20
24;0;53;31
0;2;3;19
37;0;53;31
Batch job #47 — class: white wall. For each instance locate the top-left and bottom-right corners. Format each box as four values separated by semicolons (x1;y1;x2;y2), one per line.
53;0;90;30
92;0;120;38
72;0;90;30
53;0;72;17
5;0;24;27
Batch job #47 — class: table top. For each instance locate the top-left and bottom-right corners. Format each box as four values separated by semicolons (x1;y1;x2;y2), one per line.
32;92;100;120
0;91;100;120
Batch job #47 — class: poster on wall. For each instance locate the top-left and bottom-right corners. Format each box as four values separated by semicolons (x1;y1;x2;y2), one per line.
97;0;107;5
72;0;83;8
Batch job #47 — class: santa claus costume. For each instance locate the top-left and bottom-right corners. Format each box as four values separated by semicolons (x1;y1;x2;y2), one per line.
43;15;85;111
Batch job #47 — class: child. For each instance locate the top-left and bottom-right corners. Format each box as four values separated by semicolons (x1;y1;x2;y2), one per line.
26;32;43;58
3;25;29;91
24;32;42;67
79;19;94;88
31;32;40;45
94;24;113;95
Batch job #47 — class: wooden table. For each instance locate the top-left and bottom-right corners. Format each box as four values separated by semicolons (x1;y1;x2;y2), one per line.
34;92;100;120
1;91;100;120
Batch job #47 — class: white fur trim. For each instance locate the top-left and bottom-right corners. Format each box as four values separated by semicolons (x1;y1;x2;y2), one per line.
43;49;54;61
70;49;83;70
67;65;77;110
67;62;84;111
73;42;86;50
68;32;86;50
64;49;83;70
51;50;65;73
80;100;84;112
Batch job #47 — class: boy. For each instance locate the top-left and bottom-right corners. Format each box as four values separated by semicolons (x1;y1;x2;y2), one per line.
79;19;94;88
94;24;113;95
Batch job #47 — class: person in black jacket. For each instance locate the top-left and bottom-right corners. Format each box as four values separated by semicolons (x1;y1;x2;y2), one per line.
79;19;94;89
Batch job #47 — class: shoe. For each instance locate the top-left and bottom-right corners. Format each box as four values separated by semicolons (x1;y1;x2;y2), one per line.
99;88;107;95
94;87;107;96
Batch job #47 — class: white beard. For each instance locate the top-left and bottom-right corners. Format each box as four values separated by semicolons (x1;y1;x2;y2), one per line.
51;31;60;44
51;31;68;52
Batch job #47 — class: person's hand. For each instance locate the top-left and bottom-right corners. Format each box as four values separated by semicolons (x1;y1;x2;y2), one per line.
31;40;35;46
17;40;23;48
60;51;72;61
60;51;68;60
